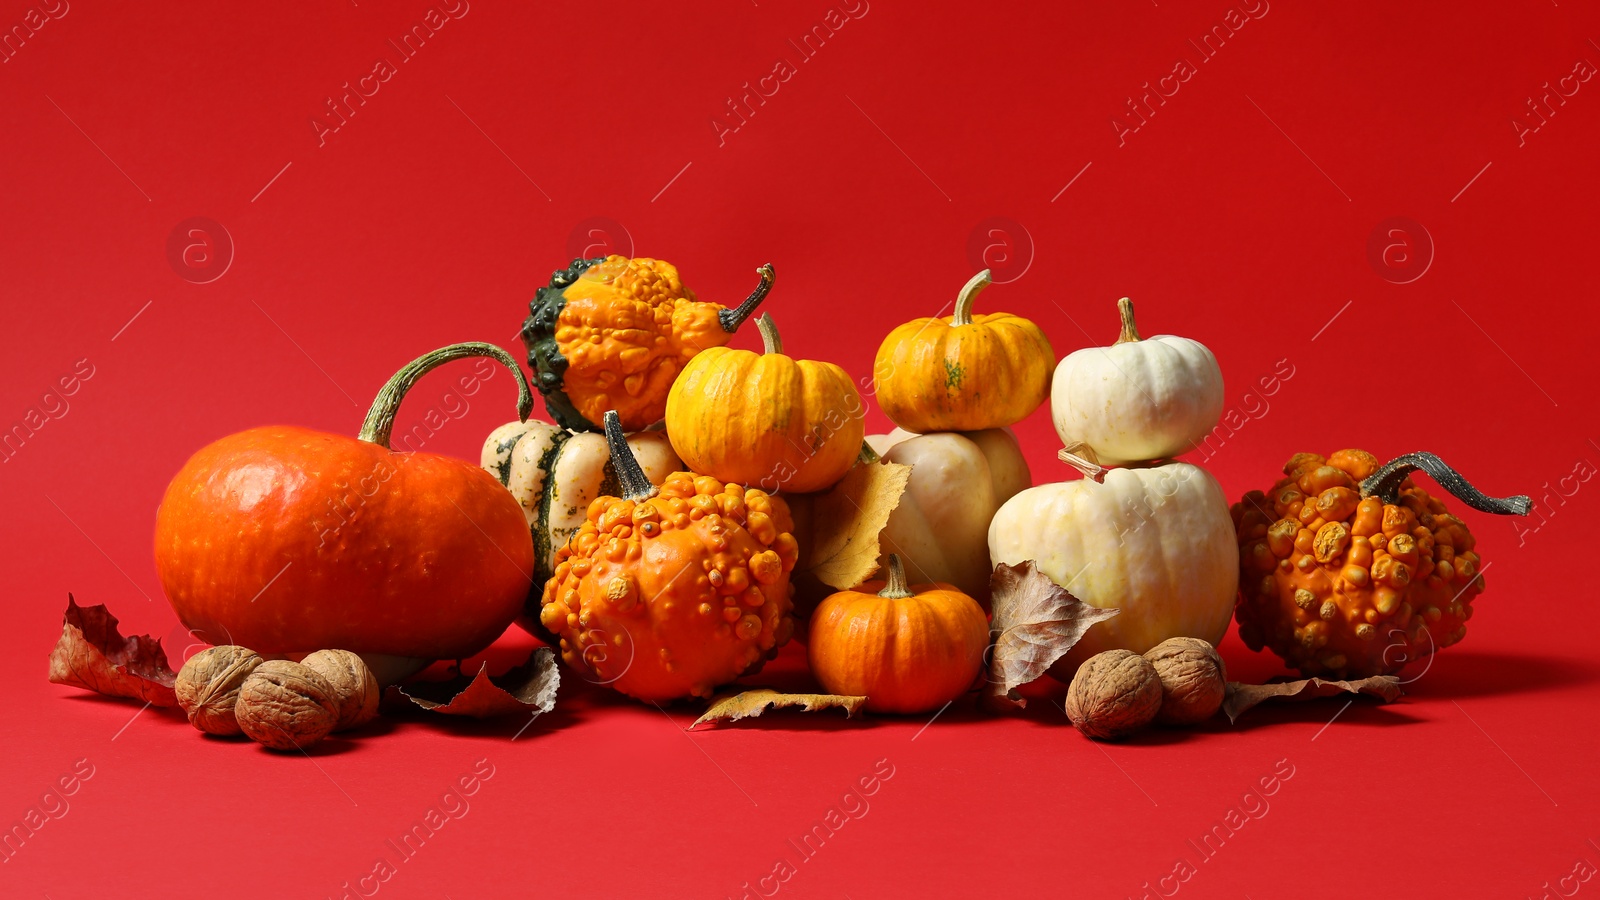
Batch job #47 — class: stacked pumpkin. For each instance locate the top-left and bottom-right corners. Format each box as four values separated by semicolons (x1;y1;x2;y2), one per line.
489;256;874;702
813;270;1057;712
485;262;1059;710
989;298;1240;675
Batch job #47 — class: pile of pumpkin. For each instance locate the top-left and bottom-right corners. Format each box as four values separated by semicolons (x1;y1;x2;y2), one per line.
142;254;1532;740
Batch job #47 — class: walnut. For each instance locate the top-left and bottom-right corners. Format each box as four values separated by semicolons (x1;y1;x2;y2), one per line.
1064;650;1162;741
174;646;263;736
301;649;380;731
1143;637;1227;726
235;660;339;751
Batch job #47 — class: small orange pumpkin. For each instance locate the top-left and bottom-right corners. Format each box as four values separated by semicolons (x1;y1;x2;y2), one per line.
665;313;864;494
808;554;989;714
873;269;1054;433
539;411;799;702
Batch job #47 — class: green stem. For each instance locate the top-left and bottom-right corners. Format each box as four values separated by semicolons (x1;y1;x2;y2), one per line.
1360;451;1531;515
717;263;776;333
878;554;914;599
359;343;532;448
603;410;659;502
952;270;991;327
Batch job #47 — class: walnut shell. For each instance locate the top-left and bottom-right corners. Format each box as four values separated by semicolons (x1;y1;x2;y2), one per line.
1143;637;1227;726
174;645;263;736
301;649;380;731
1065;649;1162;741
235;660;339;751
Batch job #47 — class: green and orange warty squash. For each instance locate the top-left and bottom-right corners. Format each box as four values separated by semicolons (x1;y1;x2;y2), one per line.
522;256;774;433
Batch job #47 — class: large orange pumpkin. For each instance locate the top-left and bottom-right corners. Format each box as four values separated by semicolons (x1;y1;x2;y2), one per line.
539;411;799;701
155;343;535;667
808;554;989;714
665;313;863;494
873;269;1054;433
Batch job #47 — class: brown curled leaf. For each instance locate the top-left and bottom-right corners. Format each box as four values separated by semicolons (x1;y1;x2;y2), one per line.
690;689;868;729
393;648;559;719
797;458;912;591
984;561;1120;712
1222;675;1403;723
47;595;179;707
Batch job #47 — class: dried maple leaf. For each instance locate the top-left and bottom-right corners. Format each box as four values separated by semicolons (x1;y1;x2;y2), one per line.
690;689;868;729
47;595;179;707
1222;675;1403;723
796;457;911;591
984;561;1120;712
393;648;559;719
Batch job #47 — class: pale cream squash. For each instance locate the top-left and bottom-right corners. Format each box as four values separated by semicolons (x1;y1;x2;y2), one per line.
987;462;1238;676
1051;298;1224;466
867;427;1030;600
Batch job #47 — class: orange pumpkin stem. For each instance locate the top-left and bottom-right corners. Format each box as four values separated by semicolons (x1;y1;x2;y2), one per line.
1114;297;1141;344
602;410;660;502
878;554;914;599
755;313;784;356
359;342;533;448
717;263;777;333
951;269;992;327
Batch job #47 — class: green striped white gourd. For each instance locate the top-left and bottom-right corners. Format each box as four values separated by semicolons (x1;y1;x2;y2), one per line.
481;420;681;605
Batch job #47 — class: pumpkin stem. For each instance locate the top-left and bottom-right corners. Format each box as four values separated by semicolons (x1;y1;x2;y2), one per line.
718;263;776;333
1057;442;1107;483
1114;298;1142;344
878;554;915;599
951;269;991;327
1360;451;1531;515
603;410;660;502
756;313;784;356
359;342;533;448
857;441;881;465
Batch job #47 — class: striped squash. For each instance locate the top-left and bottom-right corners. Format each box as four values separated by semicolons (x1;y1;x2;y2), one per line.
481;420;680;618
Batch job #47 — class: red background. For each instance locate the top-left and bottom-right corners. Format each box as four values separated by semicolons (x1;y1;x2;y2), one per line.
5;1;1599;897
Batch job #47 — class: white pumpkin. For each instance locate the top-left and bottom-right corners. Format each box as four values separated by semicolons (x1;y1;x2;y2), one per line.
988;462;1238;676
1051;298;1224;466
482;420;680;592
866;428;1030;600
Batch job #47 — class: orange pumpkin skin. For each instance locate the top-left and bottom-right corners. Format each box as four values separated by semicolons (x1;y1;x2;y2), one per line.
155;426;533;660
1233;449;1529;678
539;472;798;702
665;315;864;494
873;271;1054;434
555;257;731;431
808;559;989;714
527;258;774;433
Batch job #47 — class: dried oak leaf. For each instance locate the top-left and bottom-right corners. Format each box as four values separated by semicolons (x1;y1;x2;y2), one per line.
985;561;1120;712
690;689;868;729
1222;675;1403;724
798;458;912;591
47;595;178;708
393;648;559;719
